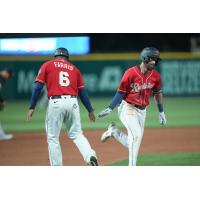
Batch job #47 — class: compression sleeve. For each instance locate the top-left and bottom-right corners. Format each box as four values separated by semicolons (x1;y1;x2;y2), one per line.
109;92;125;110
29;82;44;109
78;88;93;113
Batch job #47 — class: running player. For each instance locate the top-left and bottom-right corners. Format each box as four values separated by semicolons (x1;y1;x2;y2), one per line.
98;47;167;166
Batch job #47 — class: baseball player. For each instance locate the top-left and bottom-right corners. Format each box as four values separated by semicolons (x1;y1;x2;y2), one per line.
27;47;98;166
98;47;167;166
0;68;14;141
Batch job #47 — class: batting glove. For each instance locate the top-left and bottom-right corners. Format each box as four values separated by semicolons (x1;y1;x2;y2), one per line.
159;112;167;125
98;107;112;118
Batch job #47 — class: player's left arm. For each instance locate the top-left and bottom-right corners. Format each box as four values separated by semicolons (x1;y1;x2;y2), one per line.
78;88;95;122
77;70;95;122
154;92;167;125
153;74;167;126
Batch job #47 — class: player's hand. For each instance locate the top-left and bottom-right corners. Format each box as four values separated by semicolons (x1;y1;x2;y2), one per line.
98;107;112;118
159;112;167;125
89;111;95;122
27;109;35;121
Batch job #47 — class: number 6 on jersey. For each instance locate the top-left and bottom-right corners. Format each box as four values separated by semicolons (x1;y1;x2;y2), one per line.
59;71;70;87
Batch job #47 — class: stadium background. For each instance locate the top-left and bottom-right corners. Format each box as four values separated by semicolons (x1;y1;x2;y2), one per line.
0;33;200;165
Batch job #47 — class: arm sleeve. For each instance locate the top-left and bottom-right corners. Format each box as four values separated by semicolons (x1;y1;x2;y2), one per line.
154;92;164;112
29;82;44;109
109;92;125;110
78;88;93;113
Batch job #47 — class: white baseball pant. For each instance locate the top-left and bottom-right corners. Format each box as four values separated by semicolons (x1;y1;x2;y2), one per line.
45;95;96;166
113;100;146;166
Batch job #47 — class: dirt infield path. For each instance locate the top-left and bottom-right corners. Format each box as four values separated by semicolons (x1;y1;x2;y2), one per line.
0;127;200;166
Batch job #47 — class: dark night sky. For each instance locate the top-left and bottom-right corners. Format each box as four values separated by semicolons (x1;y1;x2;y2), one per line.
1;33;200;52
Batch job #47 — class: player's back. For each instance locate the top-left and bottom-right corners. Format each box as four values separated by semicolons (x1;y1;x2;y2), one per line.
36;58;84;98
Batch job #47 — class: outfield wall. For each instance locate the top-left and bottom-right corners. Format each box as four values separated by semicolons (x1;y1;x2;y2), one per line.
0;53;200;100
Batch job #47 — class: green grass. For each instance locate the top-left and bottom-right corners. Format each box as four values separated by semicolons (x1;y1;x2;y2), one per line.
0;97;200;132
110;152;200;166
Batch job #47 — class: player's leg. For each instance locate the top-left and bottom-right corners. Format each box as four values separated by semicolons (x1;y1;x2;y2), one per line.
120;102;146;166
64;98;98;165
101;102;128;147
101;122;129;147
113;101;130;147
0;121;13;140
122;112;143;166
45;99;65;166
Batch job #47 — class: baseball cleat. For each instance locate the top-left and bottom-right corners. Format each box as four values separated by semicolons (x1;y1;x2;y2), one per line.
87;156;99;166
0;133;13;141
101;122;117;142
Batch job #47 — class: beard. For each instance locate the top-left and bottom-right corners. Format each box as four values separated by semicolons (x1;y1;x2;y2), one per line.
147;64;155;71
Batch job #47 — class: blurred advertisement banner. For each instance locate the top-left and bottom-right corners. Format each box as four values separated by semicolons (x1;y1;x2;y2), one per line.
1;58;200;100
0;37;90;55
161;60;200;95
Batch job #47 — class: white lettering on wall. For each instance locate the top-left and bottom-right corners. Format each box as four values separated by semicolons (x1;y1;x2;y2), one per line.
161;61;200;95
17;70;36;93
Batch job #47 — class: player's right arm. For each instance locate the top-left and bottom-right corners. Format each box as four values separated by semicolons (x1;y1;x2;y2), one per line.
97;92;125;118
98;69;129;118
27;63;47;121
78;88;95;122
27;82;44;121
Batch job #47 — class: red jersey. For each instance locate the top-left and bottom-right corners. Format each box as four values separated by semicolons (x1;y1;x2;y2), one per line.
118;65;162;106
35;58;84;98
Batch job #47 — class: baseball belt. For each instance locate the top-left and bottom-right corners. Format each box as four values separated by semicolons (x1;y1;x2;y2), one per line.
50;95;77;99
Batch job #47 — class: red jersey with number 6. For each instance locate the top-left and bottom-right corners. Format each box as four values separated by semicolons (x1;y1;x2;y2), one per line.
117;65;162;106
35;58;84;98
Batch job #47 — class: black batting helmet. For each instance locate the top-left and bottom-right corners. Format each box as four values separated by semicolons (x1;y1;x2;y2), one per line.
140;47;162;65
54;47;69;59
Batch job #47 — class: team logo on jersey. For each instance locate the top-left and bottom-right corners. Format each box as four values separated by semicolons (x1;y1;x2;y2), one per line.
130;83;154;92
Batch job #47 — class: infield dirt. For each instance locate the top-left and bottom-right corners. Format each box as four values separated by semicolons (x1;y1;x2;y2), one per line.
0;127;200;166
